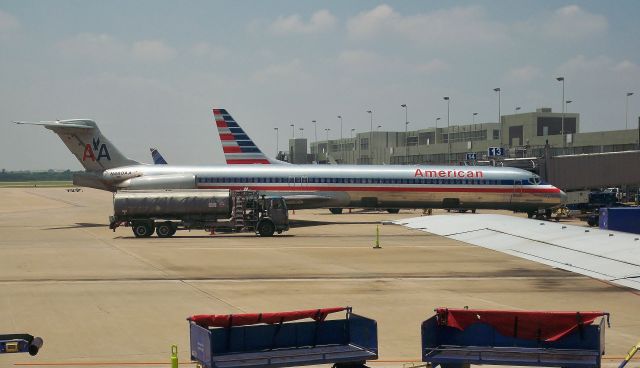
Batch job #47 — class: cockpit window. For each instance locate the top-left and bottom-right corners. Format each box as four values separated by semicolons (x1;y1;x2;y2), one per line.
528;176;541;185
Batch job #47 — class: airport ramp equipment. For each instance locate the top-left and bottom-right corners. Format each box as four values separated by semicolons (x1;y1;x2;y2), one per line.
188;307;378;368
0;334;43;356
422;308;609;368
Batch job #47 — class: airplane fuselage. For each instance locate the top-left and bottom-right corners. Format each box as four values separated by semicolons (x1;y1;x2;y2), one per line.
99;164;564;211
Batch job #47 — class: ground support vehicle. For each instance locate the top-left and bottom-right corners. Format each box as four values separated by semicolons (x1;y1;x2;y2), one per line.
0;334;43;356
109;189;289;238
566;191;625;226
422;308;608;368
188;307;378;368
599;207;640;234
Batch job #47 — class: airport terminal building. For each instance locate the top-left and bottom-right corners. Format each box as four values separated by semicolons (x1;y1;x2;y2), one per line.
303;108;639;166
294;108;640;192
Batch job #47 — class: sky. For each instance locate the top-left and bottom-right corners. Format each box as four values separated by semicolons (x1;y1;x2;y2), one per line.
0;0;639;170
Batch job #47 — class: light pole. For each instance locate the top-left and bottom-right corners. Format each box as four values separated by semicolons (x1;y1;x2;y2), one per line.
299;127;304;137
324;128;331;160
405;121;410;164
337;115;343;140
312;120;318;160
556;77;565;147
435;117;440;144
565;100;572;111
443;97;450;164
493;88;501;146
377;125;382;131
401;104;408;163
626;92;634;129
290;123;295;139
274;127;279;157
515;106;521;112
366;110;373;164
350;128;355;138
472;113;478;141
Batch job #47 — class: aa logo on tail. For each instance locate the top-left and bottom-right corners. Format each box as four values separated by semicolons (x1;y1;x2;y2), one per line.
82;137;111;161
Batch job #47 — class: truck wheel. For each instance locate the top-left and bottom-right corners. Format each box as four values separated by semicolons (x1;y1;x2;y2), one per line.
132;221;154;238
329;208;343;214
258;221;275;237
386;208;400;214
156;222;175;238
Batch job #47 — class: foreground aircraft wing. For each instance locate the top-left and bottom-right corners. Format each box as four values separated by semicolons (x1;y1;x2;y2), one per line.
394;214;640;291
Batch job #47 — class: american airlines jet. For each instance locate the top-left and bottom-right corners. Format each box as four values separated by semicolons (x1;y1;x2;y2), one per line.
15;109;566;214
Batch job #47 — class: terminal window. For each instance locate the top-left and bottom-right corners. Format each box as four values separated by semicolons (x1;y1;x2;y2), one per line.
537;117;576;136
360;138;369;150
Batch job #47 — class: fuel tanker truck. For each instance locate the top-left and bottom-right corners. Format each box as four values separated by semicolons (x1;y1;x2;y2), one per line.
109;189;289;238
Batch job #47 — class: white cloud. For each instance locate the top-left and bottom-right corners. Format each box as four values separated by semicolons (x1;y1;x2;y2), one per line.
191;42;228;62
613;60;640;74
252;59;311;83
558;55;612;74
543;5;607;39
338;49;379;68
415;59;449;74
271;9;337;34
0;9;19;32
346;4;507;45
132;40;176;63
505;65;542;84
56;33;127;62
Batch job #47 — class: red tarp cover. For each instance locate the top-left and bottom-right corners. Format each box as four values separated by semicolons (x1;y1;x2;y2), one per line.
190;307;347;328
436;308;606;342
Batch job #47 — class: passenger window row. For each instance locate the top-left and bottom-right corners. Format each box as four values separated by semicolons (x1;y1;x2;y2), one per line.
196;177;530;186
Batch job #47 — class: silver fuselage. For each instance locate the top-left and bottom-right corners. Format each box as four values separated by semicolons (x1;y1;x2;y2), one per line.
96;164;564;211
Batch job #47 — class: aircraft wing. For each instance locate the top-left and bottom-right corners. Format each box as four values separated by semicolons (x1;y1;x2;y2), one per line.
394;214;640;291
277;192;349;209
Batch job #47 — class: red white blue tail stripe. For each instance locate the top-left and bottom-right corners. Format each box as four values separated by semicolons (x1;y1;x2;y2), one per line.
213;108;276;164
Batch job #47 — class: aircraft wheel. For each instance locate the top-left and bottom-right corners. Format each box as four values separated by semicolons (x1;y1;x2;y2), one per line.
156;222;175;238
386;208;400;214
258;220;275;237
132;221;154;238
329;208;343;214
527;211;534;218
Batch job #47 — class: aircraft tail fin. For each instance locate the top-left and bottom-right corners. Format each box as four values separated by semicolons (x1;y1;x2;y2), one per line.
15;119;139;172
150;147;168;164
213;108;288;164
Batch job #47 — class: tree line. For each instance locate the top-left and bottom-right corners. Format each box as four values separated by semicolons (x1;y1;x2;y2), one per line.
0;169;81;181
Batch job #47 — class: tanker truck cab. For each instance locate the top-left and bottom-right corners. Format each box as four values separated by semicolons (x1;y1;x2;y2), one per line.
257;196;289;236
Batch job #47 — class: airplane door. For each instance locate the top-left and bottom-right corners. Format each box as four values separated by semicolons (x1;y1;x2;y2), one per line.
512;180;523;202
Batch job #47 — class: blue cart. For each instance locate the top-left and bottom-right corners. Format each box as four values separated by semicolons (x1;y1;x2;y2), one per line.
421;308;608;368
189;307;378;368
0;334;43;356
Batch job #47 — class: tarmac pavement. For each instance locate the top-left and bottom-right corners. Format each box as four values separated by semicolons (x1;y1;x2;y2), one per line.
0;187;638;367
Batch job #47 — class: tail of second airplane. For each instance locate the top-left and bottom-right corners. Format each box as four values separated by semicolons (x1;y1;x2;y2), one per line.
15;119;140;172
213;108;287;164
150;147;168;164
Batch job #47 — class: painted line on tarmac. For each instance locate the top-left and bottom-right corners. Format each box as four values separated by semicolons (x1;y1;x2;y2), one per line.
0;275;588;284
